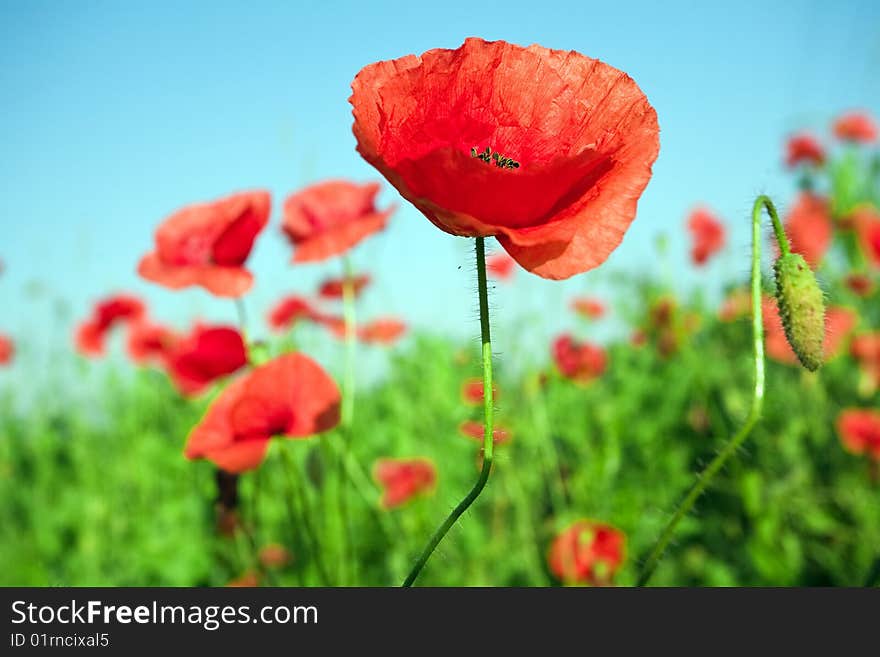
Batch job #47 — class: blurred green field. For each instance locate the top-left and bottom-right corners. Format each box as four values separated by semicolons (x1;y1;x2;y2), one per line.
2;277;877;587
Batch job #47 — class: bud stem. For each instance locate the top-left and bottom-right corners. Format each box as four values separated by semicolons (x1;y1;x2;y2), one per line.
636;195;772;585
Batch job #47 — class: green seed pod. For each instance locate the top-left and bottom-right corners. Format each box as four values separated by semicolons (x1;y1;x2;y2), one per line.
773;252;825;371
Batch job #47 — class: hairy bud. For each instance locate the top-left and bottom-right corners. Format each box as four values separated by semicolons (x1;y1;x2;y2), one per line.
773;252;825;371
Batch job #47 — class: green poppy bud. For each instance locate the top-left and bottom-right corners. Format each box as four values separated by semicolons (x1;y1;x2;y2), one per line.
773;252;825;371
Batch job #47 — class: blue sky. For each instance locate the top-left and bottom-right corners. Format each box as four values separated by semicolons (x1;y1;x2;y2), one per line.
1;0;879;381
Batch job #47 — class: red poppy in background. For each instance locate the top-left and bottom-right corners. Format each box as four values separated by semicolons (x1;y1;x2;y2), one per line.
552;334;607;383
718;288;751;322
784;193;832;269
832;111;878;143
166;325;248;396
844;273;875;297
373;458;437;509
836;409;880;460
267;295;321;333
258;544;292;569
458;420;511;445
282;181;394;263
548;520;625;586
226;571;260;588
851;332;880;388
357;318;407;345
350;38;660;280
126;321;178;365
138;190;270;297
762;296;856;366
784;133;825;168
852;206;880;267
74;294;146;357
687;207;726;266
486;252;516;281
0;334;14;366
461;378;498;405
184;353;341;473
318;274;371;299
570;297;606;320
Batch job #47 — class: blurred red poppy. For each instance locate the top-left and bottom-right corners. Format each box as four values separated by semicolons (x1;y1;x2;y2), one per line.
630;330;647;347
74;294;146;357
784;132;825;168
852;206;880;267
350;38;659;280
226;571;260;588
283;181;394;263
836;409;880;460
167;325;248;396
461;377;498;405
458;420;511;445
126;321;178;365
548;520;625;585
138;190;270;298
184;353;341;473
851;333;880;388
570;297;606;320
784;193;832;269
267;295;321;333
552;334;607;383
258;544;292;569
762;296;856;366
357;318;407;345
373;458;436;509
486;252;516;281
318;274;371;299
832;111;878;143
844;273;874;297
687;207;725;266
0;334;14;366
718;288;751;322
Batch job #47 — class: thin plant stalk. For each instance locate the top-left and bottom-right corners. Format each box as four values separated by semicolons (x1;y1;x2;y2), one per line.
402;236;495;587
636;195;787;586
341;256;357;426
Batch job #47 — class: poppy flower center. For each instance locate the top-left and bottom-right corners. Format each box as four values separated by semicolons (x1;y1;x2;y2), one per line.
470;145;520;169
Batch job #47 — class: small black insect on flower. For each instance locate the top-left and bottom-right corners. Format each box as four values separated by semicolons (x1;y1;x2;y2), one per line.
470;145;520;169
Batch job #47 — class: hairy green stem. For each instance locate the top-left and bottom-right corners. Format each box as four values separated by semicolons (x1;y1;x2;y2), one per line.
637;195;773;586
401;236;495;587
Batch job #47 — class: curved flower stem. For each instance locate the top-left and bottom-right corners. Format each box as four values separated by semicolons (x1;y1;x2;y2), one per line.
402;236;495;587
637;195;776;586
341;256;357;426
234;298;248;339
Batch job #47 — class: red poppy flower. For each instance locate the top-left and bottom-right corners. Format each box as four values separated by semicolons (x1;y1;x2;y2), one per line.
552;334;607;383
783;193;832;269
548;520;625;586
851;333;880;388
267;295;321;332
317;274;371;299
460;377;498;405
458;420;511;445
650;296;676;329
762;296;856;366
687;207;726;266
226;571;260;588
184;353;341;473
258;544;292;569
373;458;437;509
784;132;825;168
0;334;14;366
138;190;270;298
852;206;880;267
350;38;660;280
836;409;880;460
845;273;874;297
282;181;394;263
166;325;248;396
718;288;751;322
832;111;878;143
630;330;647;347
486;252;516;281
570;297;606;320
357;318;407;345
74;294;146;357
126;320;178;365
